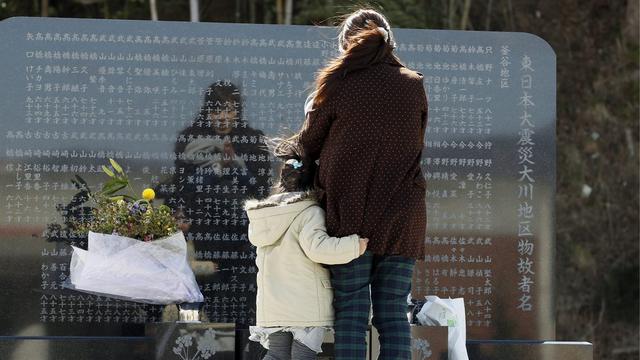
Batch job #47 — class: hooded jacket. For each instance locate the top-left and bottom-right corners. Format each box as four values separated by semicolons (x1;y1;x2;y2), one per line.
245;191;360;327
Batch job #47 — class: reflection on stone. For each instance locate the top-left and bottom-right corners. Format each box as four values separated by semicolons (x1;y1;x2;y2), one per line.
0;18;558;350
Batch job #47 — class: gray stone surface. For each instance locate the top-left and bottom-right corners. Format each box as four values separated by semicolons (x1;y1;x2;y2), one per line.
0;17;555;341
0;336;152;360
146;323;235;360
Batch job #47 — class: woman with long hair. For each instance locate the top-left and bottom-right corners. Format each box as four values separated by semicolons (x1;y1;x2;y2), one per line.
294;8;428;359
159;81;271;326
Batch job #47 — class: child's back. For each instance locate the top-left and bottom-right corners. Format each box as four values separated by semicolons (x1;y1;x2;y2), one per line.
245;190;360;327
245;143;366;357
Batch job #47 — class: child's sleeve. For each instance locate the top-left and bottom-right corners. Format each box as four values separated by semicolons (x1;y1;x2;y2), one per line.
297;206;360;265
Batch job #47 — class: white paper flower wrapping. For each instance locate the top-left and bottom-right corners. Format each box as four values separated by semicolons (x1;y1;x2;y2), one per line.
416;296;469;360
66;231;204;304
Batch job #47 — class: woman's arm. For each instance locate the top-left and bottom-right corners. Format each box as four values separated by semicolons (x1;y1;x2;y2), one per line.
416;73;428;134
296;98;334;160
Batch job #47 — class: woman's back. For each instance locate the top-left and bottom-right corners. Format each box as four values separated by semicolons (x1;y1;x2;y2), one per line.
302;57;428;260
294;8;428;358
326;58;426;159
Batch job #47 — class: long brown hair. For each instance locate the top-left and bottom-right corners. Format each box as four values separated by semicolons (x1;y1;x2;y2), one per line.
312;8;404;108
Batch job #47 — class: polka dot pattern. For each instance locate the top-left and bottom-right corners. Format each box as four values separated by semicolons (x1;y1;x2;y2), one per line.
297;57;428;260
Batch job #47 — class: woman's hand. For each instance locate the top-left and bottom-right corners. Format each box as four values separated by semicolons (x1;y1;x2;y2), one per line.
359;238;369;256
220;140;248;170
221;140;236;166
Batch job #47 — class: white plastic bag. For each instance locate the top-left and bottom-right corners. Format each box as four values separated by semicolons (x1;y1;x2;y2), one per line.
416;296;469;360
66;231;204;304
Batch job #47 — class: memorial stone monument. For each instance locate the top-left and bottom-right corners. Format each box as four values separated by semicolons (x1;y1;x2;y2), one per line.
0;17;592;359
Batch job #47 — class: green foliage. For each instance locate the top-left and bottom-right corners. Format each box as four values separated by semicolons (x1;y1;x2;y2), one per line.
74;197;177;241
73;159;179;241
292;0;434;28
367;0;430;29
600;264;639;324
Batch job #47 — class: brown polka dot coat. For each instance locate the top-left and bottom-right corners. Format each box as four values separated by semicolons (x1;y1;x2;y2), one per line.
297;57;428;260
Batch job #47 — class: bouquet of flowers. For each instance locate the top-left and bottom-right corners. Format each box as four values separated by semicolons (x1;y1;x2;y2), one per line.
65;159;204;305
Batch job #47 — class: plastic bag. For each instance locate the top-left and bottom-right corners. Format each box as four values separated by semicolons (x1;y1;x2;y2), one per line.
416;296;469;360
66;231;204;304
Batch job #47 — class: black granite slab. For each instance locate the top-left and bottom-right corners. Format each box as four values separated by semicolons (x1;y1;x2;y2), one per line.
146;323;235;360
0;336;152;360
0;17;555;341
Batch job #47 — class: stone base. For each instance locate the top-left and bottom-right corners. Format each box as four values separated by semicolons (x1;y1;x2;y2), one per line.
146;322;236;360
0;336;152;360
375;325;593;360
466;340;594;360
235;328;373;359
0;327;593;360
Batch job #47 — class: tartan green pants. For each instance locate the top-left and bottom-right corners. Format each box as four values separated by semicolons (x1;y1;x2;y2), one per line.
329;251;415;360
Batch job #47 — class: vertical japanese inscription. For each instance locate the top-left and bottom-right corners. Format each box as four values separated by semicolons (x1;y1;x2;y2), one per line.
516;54;536;312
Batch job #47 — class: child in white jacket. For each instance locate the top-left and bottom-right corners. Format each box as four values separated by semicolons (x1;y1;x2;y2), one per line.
245;141;368;359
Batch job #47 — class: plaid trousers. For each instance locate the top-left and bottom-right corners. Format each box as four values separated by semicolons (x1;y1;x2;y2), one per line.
329;251;415;360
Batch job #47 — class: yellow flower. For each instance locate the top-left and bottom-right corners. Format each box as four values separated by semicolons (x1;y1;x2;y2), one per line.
142;188;155;201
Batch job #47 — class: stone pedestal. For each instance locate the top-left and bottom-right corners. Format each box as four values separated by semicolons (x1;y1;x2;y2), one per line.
0;336;152;360
466;340;594;360
371;325;593;360
410;326;449;359
235;328;372;359
146;323;236;360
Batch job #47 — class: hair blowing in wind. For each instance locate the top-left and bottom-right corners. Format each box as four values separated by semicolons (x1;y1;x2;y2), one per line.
311;9;404;108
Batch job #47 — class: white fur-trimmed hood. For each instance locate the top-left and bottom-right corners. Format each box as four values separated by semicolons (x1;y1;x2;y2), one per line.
244;191;318;247
244;190;318;211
